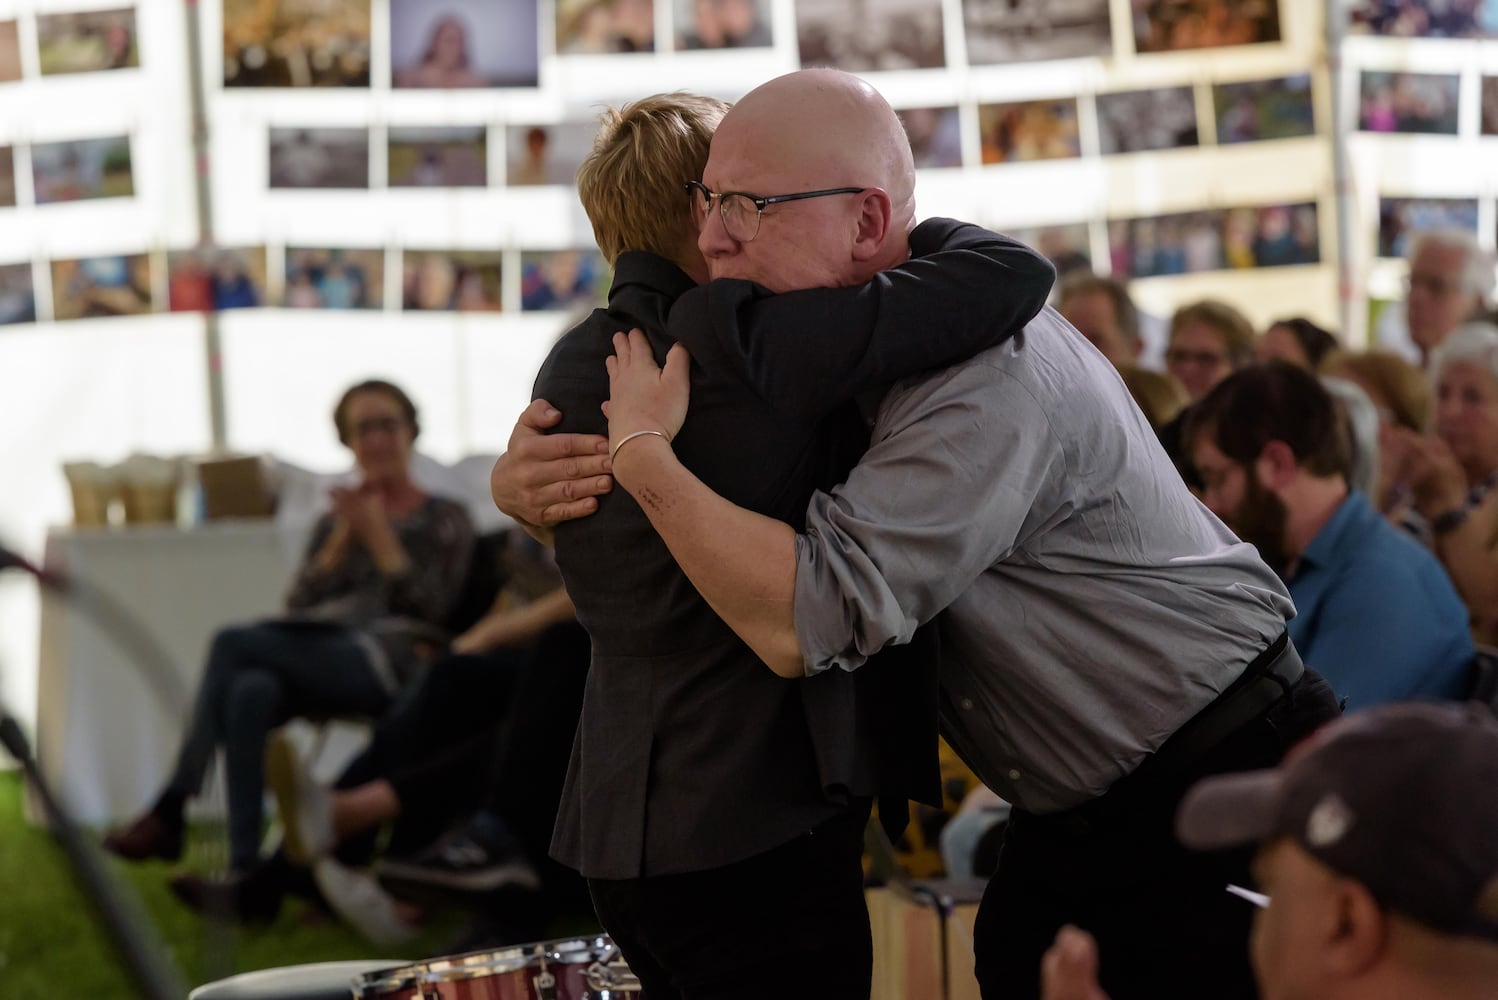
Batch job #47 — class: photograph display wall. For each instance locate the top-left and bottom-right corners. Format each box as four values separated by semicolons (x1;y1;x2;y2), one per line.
0;0;1346;335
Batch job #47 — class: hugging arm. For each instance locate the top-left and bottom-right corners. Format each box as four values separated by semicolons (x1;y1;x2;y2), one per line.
669;218;1054;419
606;337;1062;677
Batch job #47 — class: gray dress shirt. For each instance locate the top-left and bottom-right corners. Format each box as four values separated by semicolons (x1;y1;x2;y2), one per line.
794;306;1296;814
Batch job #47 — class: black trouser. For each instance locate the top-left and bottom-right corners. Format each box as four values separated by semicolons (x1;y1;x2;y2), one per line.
335;622;591;870
588;802;872;1000
333;648;524;864
167;621;389;870
484;620;591;895
972;663;1341;1000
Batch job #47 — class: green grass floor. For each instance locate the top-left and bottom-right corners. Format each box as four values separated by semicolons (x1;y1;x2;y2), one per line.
0;771;471;998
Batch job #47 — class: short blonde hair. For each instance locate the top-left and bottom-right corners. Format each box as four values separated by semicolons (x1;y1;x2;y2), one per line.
1169;299;1256;367
1322;349;1429;433
576;93;729;266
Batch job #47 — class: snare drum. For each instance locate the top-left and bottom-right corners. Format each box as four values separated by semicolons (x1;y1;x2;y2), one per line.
354;935;640;999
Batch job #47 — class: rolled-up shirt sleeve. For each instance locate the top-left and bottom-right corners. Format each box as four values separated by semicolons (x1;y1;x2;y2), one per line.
794;354;1067;674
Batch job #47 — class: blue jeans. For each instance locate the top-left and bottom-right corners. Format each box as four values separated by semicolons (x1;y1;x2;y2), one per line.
167;621;389;869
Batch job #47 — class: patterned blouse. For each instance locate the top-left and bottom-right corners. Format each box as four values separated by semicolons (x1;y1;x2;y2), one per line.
281;495;474;690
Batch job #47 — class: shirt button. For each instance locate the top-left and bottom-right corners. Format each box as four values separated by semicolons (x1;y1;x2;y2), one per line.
960;698;974;710
1008;769;1022;781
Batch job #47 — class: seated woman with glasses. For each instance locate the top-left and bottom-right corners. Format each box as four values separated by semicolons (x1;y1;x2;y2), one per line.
103;379;474;896
1383;323;1498;642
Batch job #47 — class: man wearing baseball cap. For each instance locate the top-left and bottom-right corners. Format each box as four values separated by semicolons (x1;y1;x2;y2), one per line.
1043;702;1498;1000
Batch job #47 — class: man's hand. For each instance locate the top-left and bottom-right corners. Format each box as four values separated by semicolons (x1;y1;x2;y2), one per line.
490;399;613;527
604;329;691;468
1041;926;1111;1000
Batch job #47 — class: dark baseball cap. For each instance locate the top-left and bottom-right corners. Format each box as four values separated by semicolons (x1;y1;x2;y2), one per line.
1176;702;1498;942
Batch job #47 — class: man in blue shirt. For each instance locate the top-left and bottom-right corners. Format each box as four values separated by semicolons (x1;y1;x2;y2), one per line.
1190;362;1472;708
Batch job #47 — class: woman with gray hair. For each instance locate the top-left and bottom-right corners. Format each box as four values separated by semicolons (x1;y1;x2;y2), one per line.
1387;322;1498;641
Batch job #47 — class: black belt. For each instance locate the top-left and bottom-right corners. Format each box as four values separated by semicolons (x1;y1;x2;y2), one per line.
1152;631;1302;778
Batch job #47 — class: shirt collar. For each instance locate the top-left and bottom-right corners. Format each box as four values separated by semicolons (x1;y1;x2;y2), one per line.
1296;489;1372;575
610;251;697;303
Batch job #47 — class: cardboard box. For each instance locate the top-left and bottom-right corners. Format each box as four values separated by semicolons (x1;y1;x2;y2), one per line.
197;455;274;520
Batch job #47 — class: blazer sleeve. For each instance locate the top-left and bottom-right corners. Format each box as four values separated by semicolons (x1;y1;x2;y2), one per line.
665;218;1055;423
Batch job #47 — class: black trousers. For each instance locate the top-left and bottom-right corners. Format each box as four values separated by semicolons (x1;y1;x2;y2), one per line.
588;802;872;1000
333;648;524;864
971;667;1340;1000
334;621;591;866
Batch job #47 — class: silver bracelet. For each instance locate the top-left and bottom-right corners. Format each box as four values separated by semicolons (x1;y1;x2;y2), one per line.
610;429;671;462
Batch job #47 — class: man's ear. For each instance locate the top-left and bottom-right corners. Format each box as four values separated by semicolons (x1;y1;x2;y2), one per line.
1323;879;1389;979
1255;440;1299;491
850;187;893;262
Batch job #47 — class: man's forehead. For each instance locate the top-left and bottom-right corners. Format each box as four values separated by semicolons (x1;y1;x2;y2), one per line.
703;134;779;188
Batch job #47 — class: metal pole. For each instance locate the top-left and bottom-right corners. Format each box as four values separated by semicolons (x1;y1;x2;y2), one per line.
1325;0;1357;343
184;0;226;448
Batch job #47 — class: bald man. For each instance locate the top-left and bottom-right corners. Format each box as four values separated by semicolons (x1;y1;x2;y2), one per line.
519;89;1053;998
498;69;1341;1000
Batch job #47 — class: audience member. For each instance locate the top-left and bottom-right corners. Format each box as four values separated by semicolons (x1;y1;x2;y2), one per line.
1257;316;1339;370
274;601;589;945
1190;363;1472;708
1324;349;1429;435
1166;299;1257;402
1405;229;1494;367
1320;376;1382;500
1044;702;1498;1000
1158;298;1257;488
102;381;474;890
1057;272;1142;368
162;536;572;930
1322;349;1430;528
1387;322;1498;641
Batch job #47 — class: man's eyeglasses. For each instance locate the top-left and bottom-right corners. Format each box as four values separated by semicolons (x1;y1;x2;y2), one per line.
684;180;864;243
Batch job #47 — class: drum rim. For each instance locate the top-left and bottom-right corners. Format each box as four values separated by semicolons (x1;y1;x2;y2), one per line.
370;935;623;986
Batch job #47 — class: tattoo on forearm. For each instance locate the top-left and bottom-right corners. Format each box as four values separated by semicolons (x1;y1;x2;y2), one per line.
639;487;667;513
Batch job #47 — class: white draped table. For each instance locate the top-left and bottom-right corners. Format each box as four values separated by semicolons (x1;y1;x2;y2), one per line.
29;521;292;825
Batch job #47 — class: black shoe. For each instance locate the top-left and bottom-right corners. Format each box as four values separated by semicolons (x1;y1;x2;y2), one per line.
168;868;281;924
377;815;541;894
102;810;184;863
